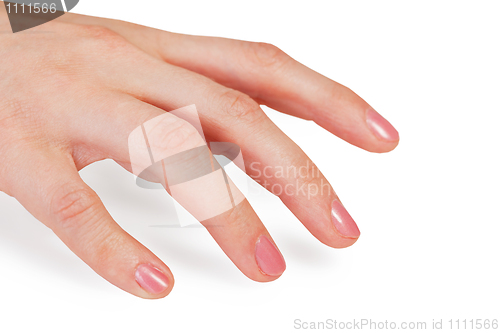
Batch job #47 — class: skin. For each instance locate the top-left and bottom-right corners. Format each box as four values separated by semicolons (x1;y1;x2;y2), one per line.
0;5;398;299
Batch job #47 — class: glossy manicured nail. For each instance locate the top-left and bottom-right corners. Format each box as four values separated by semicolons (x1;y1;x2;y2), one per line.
135;264;169;294
331;199;361;238
255;235;286;276
366;108;399;142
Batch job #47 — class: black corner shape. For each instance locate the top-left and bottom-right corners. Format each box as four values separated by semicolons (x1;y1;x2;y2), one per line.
3;0;79;33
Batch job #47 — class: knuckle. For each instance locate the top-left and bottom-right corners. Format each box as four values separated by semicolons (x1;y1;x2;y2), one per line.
219;90;264;124
50;183;120;268
85;231;123;269
294;161;326;196
148;117;204;155
50;186;100;228
77;24;117;39
263;156;327;200
76;24;130;51
298;165;321;188
246;42;290;70
216;200;250;231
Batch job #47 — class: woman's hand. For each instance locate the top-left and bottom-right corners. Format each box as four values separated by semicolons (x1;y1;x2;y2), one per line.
0;5;399;299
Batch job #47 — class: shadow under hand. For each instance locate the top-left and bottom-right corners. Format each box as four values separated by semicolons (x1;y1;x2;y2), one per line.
81;160;246;286
0;193;112;293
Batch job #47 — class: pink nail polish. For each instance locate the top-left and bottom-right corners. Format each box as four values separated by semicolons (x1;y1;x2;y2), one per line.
135;264;169;294
331;200;360;238
255;235;286;276
366;108;399;142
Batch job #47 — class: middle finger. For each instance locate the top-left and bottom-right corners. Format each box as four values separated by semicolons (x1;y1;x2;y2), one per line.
119;60;361;248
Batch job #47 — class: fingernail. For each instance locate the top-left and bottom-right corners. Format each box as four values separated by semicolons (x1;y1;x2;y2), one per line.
135;264;169;294
331;199;361;238
366;108;399;142
255;235;286;276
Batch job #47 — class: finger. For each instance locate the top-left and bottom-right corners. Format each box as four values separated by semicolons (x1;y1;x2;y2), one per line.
69;92;286;281
3;146;174;299
55;14;398;153
113;61;361;249
154;35;399;153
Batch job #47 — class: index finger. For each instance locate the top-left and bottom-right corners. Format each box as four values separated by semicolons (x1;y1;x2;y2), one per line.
55;14;398;153
154;35;400;153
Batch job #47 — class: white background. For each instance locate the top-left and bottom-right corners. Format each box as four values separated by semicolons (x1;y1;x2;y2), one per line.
1;1;499;332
